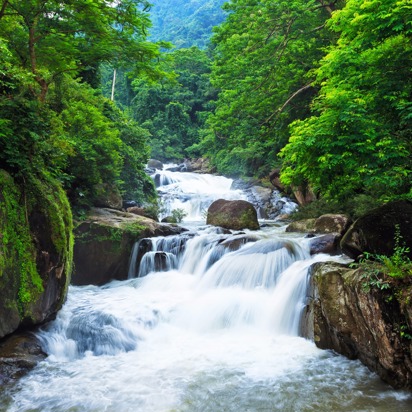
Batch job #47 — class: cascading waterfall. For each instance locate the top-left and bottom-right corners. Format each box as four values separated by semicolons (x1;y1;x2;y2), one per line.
1;171;411;412
152;167;247;221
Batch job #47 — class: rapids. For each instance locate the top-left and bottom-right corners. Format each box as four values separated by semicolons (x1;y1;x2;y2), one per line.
0;168;411;411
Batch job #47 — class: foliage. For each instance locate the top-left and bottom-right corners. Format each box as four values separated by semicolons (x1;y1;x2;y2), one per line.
171;208;187;223
354;226;412;296
280;0;412;202
290;194;384;220
148;0;227;49
0;0;163;100
199;0;341;177
373;226;412;279
102;101;157;204
129;47;216;161
0;170;73;319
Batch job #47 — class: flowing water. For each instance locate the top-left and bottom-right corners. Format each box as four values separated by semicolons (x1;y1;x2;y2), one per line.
1;170;411;411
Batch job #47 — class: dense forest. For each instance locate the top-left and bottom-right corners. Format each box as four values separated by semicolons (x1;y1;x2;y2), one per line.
148;0;227;49
0;0;411;216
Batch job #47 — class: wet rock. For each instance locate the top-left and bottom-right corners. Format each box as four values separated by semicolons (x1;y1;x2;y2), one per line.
127;206;158;221
0;333;46;385
292;184;317;206
286;219;316;233
269;169;285;192
147;159;163;170
206;199;260;231
304;262;412;389
314;214;352;235
184;158;214;174
286;214;351;236
219;234;259;251
72;208;187;286
166;163;187;172
341;200;412;260
309;234;341;255
161;216;178;223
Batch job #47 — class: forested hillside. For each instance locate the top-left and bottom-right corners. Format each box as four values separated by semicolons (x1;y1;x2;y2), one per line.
199;0;411;209
0;0;161;211
1;0;411;213
148;0;227;49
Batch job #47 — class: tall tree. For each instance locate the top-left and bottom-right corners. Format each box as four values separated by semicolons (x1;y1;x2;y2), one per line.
0;0;161;100
200;0;341;177
130;47;216;161
280;0;412;202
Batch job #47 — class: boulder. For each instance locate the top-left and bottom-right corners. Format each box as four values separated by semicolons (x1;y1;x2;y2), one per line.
314;214;352;235
292;184;317;206
127;206;158;221
147;159;164;170
206;199;260;231
184;158;215;174
304;262;412;389
161;216;178;224
286;219;316;233
287;214;351;236
0;171;73;339
309;234;341;255
0;332;46;385
341;200;412;260
72;208;186;286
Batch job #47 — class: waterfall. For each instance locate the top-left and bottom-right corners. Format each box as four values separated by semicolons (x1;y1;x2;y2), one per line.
1;170;411;412
152;167;246;221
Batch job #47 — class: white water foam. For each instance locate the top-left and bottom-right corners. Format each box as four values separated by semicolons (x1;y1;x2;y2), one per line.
1;226;411;412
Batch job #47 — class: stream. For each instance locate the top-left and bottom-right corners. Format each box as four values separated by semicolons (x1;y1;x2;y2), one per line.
1;167;411;411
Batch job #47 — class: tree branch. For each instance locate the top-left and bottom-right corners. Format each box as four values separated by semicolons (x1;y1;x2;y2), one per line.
263;82;314;125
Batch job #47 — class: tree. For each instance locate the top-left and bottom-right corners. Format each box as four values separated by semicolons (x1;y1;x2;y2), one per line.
0;0;162;101
280;0;412;202
130;47;216;161
200;0;341;177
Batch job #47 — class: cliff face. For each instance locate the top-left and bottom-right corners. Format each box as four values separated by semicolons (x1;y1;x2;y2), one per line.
303;262;412;390
0;170;73;339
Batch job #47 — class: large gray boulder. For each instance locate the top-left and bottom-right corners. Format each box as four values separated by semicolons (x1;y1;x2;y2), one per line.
341;200;412;260
206;199;259;231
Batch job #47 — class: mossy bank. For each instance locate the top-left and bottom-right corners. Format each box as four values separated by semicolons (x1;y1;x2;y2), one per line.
0;170;73;339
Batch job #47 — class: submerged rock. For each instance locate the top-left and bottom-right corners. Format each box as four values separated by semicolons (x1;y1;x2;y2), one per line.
206;199;260;231
304;262;412;390
0;332;46;385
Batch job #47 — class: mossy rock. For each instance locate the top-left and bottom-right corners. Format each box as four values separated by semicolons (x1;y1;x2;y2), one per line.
72;208;186;285
0;170;73;338
206;199;259;231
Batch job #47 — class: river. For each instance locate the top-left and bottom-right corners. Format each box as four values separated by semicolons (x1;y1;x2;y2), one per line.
0;167;411;411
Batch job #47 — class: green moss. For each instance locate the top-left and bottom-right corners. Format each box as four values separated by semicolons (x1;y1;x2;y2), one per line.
0;171;43;315
28;173;74;280
0;170;74;321
122;221;145;237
